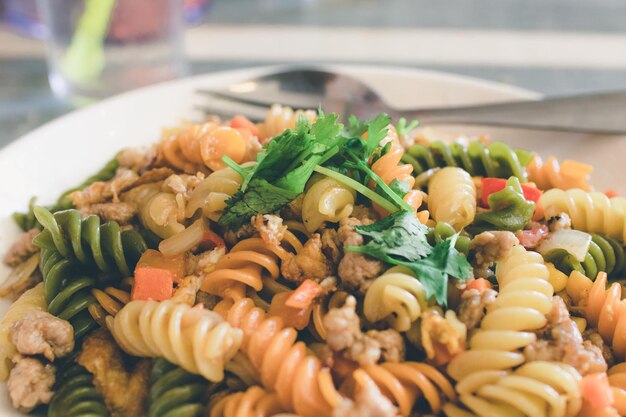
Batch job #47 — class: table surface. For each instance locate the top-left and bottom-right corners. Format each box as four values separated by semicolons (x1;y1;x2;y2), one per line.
1;0;626;148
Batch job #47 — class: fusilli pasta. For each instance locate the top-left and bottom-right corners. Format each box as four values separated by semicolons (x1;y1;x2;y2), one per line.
540;189;626;242
107;300;243;382
48;359;108;417
257;104;316;142
301;177;356;232
147;358;208;417
527;155;593;191
185;167;244;221
428;167;477;231
363;266;428;331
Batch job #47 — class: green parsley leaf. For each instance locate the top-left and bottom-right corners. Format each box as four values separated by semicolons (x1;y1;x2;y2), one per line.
218;178;299;230
364;113;391;156
350;210;431;261
395;117;419;137
345;210;472;305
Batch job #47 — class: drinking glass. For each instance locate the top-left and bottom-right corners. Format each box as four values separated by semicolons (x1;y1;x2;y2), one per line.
38;0;188;104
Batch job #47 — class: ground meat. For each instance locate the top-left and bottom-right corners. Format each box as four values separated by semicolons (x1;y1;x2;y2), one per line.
320;228;341;264
117;147;157;171
3;229;39;267
251;214;286;246
583;329;615;367
548;213;572;232
195;291;221;310
78;329;151;417
318;276;338;295
223;223;256;245
162;173;204;197
364;329;405;363
10;310;74;362
336;218;382;293
323;296;403;366
516;223;550;249
281;234;332;283
170;275;203;306
7;357;55;412
71;167;173;208
350;205;379;223
470;231;519;278
458;288;497;331
524;297;607;375
80;202;138;224
332;371;399;417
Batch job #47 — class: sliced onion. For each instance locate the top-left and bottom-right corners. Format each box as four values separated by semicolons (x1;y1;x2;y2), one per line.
159;218;207;256
537;229;592;262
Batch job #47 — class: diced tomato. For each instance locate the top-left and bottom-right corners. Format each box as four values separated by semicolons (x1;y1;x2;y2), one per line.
606;189;619;198
285;279;323;309
199;230;226;251
136;249;185;284
581;373;615;409
131;267;174;301
230;115;259;137
269;292;313;330
462;278;492;294
480;177;543;207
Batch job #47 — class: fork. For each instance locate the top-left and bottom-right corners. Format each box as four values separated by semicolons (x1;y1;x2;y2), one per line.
196;68;626;135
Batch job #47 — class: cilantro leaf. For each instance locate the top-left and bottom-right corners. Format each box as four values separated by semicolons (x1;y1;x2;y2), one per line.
401;234;472;304
349;210;430;261
345;211;473;305
364;113;391;156
218;178;298;230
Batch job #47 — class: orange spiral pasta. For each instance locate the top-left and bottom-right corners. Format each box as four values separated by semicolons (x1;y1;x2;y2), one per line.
527;155;593;191
257;104;317;143
370;126;428;222
213;298;343;417
160;122;249;173
201;231;303;300
584;272;626;360
608;364;626;416
210;386;295;417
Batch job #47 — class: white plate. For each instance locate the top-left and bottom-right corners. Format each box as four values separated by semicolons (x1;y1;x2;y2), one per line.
0;64;623;415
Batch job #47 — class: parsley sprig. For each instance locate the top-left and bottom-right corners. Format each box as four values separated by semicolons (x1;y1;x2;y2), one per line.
346;210;472;304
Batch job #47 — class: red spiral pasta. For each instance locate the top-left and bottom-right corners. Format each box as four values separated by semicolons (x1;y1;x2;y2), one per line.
585;272;626;360
209;386;293;417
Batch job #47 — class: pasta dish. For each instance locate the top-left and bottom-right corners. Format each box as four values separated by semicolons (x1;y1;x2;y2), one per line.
0;103;624;417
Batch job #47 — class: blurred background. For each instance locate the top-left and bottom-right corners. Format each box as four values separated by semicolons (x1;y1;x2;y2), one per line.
1;0;625;147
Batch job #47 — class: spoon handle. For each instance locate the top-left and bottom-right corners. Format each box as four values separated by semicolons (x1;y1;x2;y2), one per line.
400;91;626;135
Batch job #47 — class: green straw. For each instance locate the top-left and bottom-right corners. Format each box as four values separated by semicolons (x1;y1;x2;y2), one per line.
62;0;117;84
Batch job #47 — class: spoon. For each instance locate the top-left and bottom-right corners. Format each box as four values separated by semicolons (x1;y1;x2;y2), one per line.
198;67;626;135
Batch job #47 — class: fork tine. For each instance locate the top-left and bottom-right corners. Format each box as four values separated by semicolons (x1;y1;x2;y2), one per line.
196;88;322;111
195;92;269;122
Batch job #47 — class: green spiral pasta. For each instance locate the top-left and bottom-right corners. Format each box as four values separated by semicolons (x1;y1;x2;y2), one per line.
403;140;532;182
543;233;626;279
39;249;98;339
147;359;207;417
33;207;147;277
48;359;108;417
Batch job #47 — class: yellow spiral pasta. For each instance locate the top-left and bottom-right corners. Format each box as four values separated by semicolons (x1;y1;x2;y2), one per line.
527;155;593;191
447;245;553;381
185;166;244;221
106;300;243;382
123;183;186;238
0;283;46;380
363;266;428;331
540;189;626;242
257;104;317;142
428;167;477;231
301;177;356;232
443;361;582;417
